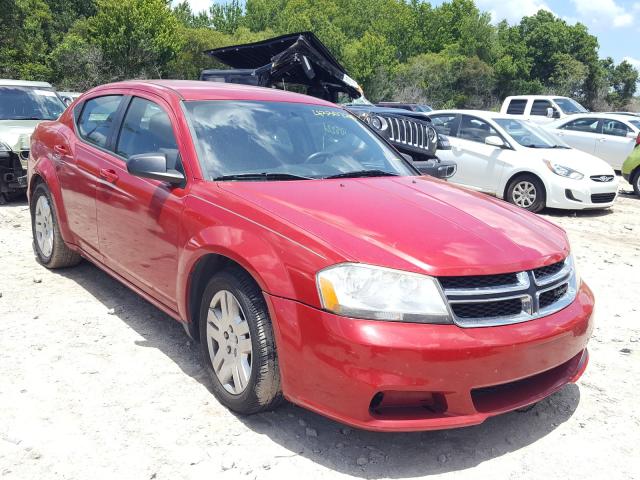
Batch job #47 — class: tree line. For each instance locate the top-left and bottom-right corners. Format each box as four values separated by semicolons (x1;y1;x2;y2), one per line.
1;0;638;110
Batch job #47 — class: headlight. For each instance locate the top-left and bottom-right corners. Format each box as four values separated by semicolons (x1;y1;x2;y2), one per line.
544;160;584;180
316;263;451;323
370;115;386;130
0;141;12;152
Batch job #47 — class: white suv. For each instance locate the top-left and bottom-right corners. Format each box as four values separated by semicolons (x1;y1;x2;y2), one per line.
426;110;619;212
500;95;589;124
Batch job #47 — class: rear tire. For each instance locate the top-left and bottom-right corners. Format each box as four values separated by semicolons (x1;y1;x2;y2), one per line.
506;174;546;213
30;182;81;268
199;266;283;414
632;169;640;196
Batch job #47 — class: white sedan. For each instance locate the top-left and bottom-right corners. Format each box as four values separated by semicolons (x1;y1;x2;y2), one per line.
545;113;640;170
427;110;619;212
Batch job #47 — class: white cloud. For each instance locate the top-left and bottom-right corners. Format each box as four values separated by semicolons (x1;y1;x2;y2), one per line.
570;0;634;28
172;0;212;13
623;56;640;70
475;0;554;24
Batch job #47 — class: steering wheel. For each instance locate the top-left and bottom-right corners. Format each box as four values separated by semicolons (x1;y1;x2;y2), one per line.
304;151;333;164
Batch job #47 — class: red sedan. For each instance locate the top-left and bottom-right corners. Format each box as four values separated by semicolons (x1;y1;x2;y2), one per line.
28;80;593;432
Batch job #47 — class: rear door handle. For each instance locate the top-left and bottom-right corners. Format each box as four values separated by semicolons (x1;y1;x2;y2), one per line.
99;168;119;183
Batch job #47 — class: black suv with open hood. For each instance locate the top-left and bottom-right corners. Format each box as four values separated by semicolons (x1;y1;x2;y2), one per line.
200;32;456;179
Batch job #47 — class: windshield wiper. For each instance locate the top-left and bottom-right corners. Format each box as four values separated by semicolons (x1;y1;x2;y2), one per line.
213;172;313;181
10;116;47;120
324;169;400;179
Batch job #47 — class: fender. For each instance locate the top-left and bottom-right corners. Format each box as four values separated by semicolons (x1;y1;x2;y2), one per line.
176;222;334;322
29;151;77;248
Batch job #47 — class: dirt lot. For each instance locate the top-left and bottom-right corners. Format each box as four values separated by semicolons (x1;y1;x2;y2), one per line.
1;181;638;480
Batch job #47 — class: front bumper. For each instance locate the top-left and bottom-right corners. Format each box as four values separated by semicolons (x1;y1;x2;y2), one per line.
266;281;593;432
546;176;619;210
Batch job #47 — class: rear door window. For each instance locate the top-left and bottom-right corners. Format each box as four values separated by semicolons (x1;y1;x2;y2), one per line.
562;118;600;133
429;114;459;136
77;95;123;148
506;99;527;115
530;100;553;116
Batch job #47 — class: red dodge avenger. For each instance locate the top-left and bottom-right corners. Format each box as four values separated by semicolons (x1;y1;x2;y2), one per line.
28;80;593;431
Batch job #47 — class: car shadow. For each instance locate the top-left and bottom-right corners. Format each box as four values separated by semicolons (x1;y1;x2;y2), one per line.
56;261;580;478
543;207;614;218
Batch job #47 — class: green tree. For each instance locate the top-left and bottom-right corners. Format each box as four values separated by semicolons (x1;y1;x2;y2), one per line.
84;0;183;79
603;58;639;109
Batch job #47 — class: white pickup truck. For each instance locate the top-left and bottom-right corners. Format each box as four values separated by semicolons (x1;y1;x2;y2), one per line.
500;95;589;124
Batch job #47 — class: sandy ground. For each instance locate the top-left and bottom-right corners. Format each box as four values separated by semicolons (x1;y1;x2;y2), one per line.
0;180;638;480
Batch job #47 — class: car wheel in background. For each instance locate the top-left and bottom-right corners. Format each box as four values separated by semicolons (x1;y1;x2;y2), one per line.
199;266;283;414
506;174;546;213
632;169;640;196
30;182;81;268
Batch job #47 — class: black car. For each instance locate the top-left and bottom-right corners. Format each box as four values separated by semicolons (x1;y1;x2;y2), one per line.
376;102;433;112
200;32;456;179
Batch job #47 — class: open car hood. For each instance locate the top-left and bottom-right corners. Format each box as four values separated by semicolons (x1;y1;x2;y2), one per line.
204;32;363;100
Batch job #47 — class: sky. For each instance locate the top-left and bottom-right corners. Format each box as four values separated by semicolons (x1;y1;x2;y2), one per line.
177;0;640;68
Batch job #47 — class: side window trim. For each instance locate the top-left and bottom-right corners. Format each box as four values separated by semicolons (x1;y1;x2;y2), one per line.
106;95;132;153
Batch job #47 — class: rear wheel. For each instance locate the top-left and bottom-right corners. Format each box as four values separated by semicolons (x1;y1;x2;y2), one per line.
632;169;640;196
199;266;283;414
30;183;81;268
506;174;546;213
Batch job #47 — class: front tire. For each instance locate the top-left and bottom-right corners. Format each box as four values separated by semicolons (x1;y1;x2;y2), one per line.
506;174;546;213
30;183;81;268
199;266;283;414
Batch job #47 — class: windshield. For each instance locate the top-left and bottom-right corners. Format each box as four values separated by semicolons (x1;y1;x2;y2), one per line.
553;98;588;114
629;120;640;130
184;100;416;180
0;86;65;120
495;118;569;149
415;105;433;112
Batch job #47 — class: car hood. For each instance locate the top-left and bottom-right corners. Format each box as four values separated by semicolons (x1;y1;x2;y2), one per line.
0;120;40;151
219;176;568;276
531;147;615;175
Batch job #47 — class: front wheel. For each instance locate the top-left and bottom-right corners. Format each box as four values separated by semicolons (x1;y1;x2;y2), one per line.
30;183;81;268
199;266;283;414
506;174;546;213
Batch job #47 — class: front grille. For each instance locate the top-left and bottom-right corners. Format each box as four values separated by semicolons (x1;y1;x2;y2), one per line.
591;192;616;203
439;273;518;289
384;115;435;153
539;284;568;309
590;175;614;182
451;298;523;319
438;257;576;327
533;260;564;281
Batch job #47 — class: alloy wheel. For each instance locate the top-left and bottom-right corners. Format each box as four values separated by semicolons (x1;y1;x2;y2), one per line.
34;195;54;258
206;290;253;395
512;181;537;208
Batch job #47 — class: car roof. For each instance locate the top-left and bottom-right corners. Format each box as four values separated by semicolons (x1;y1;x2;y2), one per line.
93;80;337;107
503;95;569;100
0;79;53;88
427;109;514;121
556;112;639;123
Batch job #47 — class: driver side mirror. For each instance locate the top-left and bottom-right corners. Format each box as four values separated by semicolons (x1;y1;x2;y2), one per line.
127;153;185;186
627;131;637;139
484;135;505;148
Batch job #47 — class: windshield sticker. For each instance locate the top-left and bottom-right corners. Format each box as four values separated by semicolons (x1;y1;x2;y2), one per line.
312;109;353;119
34;89;57;97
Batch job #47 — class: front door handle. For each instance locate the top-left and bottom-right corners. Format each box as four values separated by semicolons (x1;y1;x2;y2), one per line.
598;138;607;142
99;168;119;183
53;144;68;155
